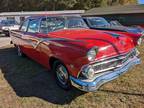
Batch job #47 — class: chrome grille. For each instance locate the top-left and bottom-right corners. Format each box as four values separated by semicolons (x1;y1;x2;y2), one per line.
92;49;138;74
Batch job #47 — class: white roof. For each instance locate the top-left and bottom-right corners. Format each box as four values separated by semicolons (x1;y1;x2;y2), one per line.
0;10;85;17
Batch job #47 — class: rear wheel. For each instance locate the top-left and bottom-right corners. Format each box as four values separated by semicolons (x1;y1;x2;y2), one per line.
53;61;71;90
17;46;25;57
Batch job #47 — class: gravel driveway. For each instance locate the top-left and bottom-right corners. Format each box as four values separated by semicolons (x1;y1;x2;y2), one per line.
0;37;11;48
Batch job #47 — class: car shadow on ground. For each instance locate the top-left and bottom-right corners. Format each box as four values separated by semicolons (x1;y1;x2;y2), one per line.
0;47;85;105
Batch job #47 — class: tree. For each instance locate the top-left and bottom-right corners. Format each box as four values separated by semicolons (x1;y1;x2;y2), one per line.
0;0;138;12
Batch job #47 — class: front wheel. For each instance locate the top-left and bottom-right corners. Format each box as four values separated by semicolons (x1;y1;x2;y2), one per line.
53;61;71;90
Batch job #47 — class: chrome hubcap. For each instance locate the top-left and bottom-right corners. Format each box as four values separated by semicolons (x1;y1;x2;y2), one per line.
56;65;68;85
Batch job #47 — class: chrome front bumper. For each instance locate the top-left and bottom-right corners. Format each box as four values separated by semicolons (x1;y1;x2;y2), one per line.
70;57;141;92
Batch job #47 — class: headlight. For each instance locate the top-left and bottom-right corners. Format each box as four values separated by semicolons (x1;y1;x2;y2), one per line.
87;47;98;61
137;36;144;45
82;66;95;79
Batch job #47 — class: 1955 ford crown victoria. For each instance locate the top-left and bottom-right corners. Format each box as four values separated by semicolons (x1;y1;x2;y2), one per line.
10;15;141;92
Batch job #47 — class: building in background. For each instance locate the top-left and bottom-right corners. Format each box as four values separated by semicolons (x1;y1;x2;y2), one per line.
83;4;144;27
0;10;85;24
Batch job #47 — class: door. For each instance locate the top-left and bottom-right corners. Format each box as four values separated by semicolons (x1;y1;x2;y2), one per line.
37;17;65;68
17;19;31;56
37;17;51;68
23;18;41;62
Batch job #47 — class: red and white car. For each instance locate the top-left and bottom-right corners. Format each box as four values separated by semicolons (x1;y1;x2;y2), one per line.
10;15;141;92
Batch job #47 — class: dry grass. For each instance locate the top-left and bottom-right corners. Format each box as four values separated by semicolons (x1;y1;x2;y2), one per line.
0;37;144;108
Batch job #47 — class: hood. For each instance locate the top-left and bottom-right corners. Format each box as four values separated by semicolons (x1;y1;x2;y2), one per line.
48;29;134;60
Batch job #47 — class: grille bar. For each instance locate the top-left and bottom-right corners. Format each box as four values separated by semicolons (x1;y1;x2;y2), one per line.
92;49;138;74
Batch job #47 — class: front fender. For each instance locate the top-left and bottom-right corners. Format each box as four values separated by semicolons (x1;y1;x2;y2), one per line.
49;43;88;77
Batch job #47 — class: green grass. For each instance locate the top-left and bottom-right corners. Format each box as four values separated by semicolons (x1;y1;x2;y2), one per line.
0;44;144;108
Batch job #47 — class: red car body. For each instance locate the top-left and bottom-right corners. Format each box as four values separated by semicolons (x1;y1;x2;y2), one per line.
106;31;142;46
10;15;141;92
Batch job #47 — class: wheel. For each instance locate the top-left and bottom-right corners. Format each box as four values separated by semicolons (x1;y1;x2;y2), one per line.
5;32;9;37
10;40;13;44
17;46;25;57
53;61;71;90
3;31;9;37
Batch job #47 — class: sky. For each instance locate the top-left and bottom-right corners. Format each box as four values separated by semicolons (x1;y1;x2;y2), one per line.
138;0;144;4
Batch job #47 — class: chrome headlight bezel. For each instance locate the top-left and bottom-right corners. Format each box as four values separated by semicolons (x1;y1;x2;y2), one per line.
87;46;98;62
81;65;95;79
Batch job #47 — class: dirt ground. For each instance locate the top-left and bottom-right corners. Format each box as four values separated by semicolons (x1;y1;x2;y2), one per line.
0;37;144;108
0;37;10;47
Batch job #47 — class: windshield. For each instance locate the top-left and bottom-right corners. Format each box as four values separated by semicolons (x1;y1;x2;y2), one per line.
1;20;18;26
42;16;88;33
86;17;110;27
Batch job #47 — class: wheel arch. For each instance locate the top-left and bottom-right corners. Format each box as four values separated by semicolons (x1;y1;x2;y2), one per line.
49;57;66;70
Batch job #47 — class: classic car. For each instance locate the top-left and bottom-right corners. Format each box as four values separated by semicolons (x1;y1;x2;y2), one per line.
110;20;144;34
0;19;20;36
83;17;144;46
10;15;141;92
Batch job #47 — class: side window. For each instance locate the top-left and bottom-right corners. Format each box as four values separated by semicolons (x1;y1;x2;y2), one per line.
47;17;65;32
20;20;29;32
27;19;39;33
40;18;48;34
